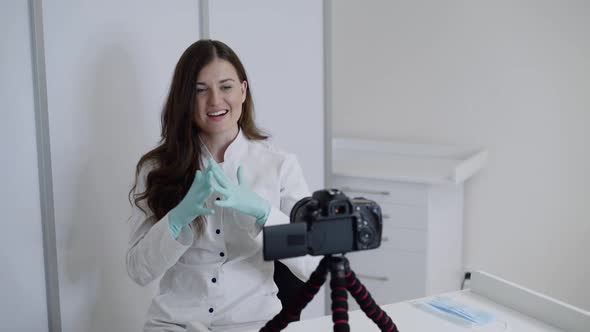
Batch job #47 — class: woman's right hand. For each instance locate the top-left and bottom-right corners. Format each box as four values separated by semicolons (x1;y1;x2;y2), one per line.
168;166;216;239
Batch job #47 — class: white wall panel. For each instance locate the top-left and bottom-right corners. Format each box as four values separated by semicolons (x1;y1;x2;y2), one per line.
0;1;48;331
42;1;200;330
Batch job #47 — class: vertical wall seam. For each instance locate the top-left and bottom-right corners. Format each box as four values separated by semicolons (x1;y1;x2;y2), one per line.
28;0;61;331
199;0;210;39
323;0;332;191
323;0;333;316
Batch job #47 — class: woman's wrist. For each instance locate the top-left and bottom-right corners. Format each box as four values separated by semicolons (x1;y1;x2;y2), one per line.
254;201;271;226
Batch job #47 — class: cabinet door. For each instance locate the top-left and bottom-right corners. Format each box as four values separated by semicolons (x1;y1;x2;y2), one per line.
381;227;427;253
346;248;426;309
379;202;427;230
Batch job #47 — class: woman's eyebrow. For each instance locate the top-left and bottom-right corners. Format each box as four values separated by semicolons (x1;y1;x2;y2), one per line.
196;78;235;85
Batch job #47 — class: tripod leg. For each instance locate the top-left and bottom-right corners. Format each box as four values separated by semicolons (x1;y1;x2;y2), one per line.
330;268;350;332
260;257;329;332
345;269;399;332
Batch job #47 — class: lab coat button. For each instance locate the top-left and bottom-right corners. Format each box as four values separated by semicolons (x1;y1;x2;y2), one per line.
208;308;214;313
216;197;221;200
219;252;225;257
211;277;217;283
216;229;220;234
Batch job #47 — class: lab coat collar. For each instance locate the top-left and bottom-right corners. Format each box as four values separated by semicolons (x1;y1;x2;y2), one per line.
223;128;248;163
198;129;248;170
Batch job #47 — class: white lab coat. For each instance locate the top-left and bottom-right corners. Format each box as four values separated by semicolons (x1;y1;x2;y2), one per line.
127;131;319;332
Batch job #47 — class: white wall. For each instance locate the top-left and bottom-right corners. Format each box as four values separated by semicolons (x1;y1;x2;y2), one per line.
0;1;48;330
208;0;326;318
332;0;590;310
42;1;201;330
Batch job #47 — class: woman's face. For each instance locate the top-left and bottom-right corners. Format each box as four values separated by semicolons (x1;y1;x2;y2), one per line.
194;58;247;139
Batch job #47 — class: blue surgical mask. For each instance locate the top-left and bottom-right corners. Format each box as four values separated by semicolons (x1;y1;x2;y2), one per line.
413;296;509;330
424;296;494;326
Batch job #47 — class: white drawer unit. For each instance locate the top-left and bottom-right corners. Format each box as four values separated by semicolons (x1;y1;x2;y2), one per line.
329;138;487;310
346;249;427;306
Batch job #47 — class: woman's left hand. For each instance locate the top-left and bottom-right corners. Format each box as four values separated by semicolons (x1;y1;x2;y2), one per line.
208;158;271;226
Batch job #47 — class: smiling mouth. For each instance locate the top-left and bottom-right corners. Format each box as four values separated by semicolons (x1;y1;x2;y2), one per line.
207;110;229;117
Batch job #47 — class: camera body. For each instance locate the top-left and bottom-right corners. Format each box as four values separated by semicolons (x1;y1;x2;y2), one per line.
263;189;382;260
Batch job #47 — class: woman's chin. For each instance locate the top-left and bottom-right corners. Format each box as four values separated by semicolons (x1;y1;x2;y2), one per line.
201;124;238;137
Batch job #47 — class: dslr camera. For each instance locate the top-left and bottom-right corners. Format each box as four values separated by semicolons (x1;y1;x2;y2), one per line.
263;189;383;260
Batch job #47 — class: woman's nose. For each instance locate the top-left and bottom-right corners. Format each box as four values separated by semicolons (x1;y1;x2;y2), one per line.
208;89;221;106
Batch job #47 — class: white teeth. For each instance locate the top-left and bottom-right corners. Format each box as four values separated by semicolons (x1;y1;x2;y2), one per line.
207;110;228;116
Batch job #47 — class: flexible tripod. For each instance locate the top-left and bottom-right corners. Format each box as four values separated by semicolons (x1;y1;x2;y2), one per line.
260;255;399;332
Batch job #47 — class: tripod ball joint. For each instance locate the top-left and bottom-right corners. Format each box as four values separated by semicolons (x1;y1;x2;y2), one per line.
326;256;350;279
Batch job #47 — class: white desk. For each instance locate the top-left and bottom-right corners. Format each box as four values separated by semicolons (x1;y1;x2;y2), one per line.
243;271;590;332
275;290;559;331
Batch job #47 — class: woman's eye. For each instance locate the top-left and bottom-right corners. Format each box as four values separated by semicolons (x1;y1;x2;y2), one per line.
196;87;207;93
221;85;232;91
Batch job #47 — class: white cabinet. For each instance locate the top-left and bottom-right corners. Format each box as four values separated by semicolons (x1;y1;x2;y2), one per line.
329;138;487;309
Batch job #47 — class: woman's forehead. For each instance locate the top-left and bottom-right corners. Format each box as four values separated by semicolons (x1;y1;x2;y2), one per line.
197;59;240;82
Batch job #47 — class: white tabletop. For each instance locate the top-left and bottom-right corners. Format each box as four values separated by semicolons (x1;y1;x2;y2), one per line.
269;290;562;332
241;271;590;332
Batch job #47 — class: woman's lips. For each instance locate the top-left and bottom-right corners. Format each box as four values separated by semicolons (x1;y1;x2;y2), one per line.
206;109;229;121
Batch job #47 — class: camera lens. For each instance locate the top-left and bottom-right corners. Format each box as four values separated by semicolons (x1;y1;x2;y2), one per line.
289;197;315;223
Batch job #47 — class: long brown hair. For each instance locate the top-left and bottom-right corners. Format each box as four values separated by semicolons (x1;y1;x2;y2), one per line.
129;40;267;232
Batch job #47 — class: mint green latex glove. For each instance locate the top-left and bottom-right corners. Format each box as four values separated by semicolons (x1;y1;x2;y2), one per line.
168;167;216;239
208;159;271;226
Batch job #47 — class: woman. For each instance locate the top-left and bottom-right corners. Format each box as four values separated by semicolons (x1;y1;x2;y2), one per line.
127;40;315;332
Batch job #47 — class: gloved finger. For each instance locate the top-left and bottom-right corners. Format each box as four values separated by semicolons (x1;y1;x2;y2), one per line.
189;170;203;187
204;184;216;196
210;181;231;198
204;161;216;175
207;157;224;173
187;170;204;196
199;207;216;215
203;172;222;194
214;198;234;208
208;158;232;184
236;166;247;186
210;165;232;188
205;170;216;185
